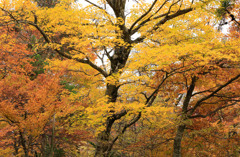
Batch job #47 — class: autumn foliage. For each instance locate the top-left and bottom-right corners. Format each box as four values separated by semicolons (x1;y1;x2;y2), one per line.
0;0;239;157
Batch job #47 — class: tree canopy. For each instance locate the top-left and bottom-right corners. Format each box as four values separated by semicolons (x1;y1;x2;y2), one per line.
0;0;239;156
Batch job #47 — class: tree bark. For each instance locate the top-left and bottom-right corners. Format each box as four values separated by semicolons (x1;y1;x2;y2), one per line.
13;137;19;156
173;77;196;157
95;132;110;157
94;109;128;157
106;84;119;103
94;84;123;156
173;125;186;157
19;131;29;157
95;47;131;156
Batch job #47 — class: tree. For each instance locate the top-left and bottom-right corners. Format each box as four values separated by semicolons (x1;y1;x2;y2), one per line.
0;0;239;156
0;25;62;156
216;0;240;28
0;14;85;157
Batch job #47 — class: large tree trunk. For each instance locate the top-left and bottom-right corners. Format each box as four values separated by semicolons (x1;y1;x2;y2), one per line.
95;132;111;157
94;83;126;157
173;124;186;157
94;70;122;157
95;44;130;156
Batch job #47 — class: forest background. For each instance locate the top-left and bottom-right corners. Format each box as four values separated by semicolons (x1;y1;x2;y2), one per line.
0;0;239;157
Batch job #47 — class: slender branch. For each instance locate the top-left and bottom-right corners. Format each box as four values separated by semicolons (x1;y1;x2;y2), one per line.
175;94;183;106
189;102;238;119
103;47;113;61
84;0;104;10
225;9;240;26
66;69;101;77
190;73;240;114
109;112;141;151
141;92;148;100
153;8;193;31
145;138;175;149
130;0;169;35
84;0;114;24
94;50;107;72
31;11;38;24
132;7;193;43
168;0;181;15
55;49;108;77
192;88;216;96
146;73;168;107
129;0;158;33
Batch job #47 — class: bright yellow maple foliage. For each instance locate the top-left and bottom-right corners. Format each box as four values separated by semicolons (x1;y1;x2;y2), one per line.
0;0;239;156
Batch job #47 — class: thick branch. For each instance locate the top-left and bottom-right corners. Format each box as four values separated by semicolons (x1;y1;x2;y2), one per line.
108;71;171;149
55;50;108;77
109;112;141;150
146;74;168;107
1;8;109;77
182;76;197;113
